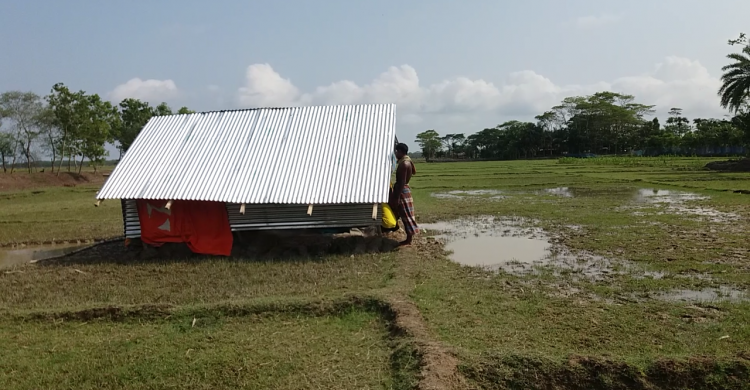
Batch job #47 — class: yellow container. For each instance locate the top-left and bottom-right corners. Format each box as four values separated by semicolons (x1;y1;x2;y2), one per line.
381;203;397;229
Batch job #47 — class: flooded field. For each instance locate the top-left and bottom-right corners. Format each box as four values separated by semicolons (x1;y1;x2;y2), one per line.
422;180;749;305
4;158;750;388
432;185;742;224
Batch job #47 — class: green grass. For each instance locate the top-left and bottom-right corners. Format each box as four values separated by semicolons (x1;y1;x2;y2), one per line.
1;254;397;312
557;155;714;169
0;308;397;390
405;158;750;387
0;185;122;246
2;157;750;388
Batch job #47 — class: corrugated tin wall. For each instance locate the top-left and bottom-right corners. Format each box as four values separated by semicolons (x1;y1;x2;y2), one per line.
122;199;381;238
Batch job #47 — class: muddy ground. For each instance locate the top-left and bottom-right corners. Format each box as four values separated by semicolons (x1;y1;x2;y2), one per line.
705;158;750;172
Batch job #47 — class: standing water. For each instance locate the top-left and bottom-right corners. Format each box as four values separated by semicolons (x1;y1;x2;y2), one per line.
421;216;553;271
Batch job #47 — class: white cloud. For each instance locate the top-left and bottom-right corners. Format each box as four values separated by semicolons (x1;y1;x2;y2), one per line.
235;56;725;122
109;78;180;103
610;56;723;117
575;14;620;29
237;64;301;107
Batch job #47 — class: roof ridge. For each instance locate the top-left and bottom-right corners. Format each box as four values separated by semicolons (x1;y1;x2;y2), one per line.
162;103;396;116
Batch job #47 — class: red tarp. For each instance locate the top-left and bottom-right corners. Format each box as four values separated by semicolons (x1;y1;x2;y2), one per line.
136;199;233;256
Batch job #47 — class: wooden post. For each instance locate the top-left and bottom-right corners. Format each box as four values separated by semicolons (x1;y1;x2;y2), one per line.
372;204;378;220
240;204;246;215
94;200;102;207
307;204;314;216
165;200;174;210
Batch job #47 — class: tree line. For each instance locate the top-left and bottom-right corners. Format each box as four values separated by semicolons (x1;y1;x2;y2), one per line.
416;34;750;161
0;83;193;174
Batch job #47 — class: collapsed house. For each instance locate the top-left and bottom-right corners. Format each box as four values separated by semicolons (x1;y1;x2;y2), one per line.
95;104;398;256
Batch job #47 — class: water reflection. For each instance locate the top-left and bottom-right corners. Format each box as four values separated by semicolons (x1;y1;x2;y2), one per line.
422;216;614;278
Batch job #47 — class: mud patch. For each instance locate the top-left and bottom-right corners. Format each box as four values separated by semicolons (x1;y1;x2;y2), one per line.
0;242;92;269
705;158;750;172
431;189;506;200
653;287;749;303
636;188;708;204
623;188;740;223
422;216;618;279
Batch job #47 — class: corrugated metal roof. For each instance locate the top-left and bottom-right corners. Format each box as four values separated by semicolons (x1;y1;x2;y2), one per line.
98;104;397;204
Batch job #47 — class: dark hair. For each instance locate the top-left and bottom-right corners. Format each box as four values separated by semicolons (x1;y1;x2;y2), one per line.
395;143;409;154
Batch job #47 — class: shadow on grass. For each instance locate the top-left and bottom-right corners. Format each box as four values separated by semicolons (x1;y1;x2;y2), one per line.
38;232;402;267
462;353;750;390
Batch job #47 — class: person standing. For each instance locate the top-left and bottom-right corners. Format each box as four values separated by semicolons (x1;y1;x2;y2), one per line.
389;143;419;246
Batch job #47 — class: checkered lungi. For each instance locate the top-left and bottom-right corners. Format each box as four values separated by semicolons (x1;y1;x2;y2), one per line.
398;185;419;235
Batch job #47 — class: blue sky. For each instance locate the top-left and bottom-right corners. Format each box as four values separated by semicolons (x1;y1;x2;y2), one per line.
1;0;748;152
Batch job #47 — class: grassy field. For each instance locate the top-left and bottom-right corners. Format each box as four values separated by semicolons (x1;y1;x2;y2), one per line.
1;157;750;389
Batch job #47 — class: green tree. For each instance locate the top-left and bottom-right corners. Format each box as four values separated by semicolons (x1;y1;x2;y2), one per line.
0;132;15;173
415;130;443;160
440;134;466;158
35;106;61;169
719;32;750;113
177;106;195;114
0;91;44;173
665;108;691;137
77;94;119;173
116;98;155;157
155;102;173;116
46;83;88;175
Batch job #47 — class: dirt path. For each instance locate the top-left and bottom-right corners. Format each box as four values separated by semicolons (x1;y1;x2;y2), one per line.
0;171;108;192
388;295;468;390
385;235;470;390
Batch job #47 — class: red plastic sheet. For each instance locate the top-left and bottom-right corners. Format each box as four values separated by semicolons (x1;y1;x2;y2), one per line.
136;200;233;256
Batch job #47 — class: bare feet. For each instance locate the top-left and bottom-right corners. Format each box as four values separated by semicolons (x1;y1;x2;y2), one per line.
398;234;413;247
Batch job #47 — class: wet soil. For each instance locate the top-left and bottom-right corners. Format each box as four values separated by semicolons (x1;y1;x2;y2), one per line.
705;158;750;172
0;242;93;269
430;189;505;200
653;287;749;303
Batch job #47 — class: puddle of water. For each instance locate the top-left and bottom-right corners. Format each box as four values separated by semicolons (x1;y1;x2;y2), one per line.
635;189;708;204
422;216;615;278
430;189;505;200
0;243;90;269
625;188;740;223
634;270;668;280
540;187;574;198
654;287;748;303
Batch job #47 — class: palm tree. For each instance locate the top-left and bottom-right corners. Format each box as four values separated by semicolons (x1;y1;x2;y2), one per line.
719;43;750;113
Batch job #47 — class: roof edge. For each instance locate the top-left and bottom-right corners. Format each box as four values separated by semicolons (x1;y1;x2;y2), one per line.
153;103;397;117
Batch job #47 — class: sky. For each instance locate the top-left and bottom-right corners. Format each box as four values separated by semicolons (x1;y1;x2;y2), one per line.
1;0;748;153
